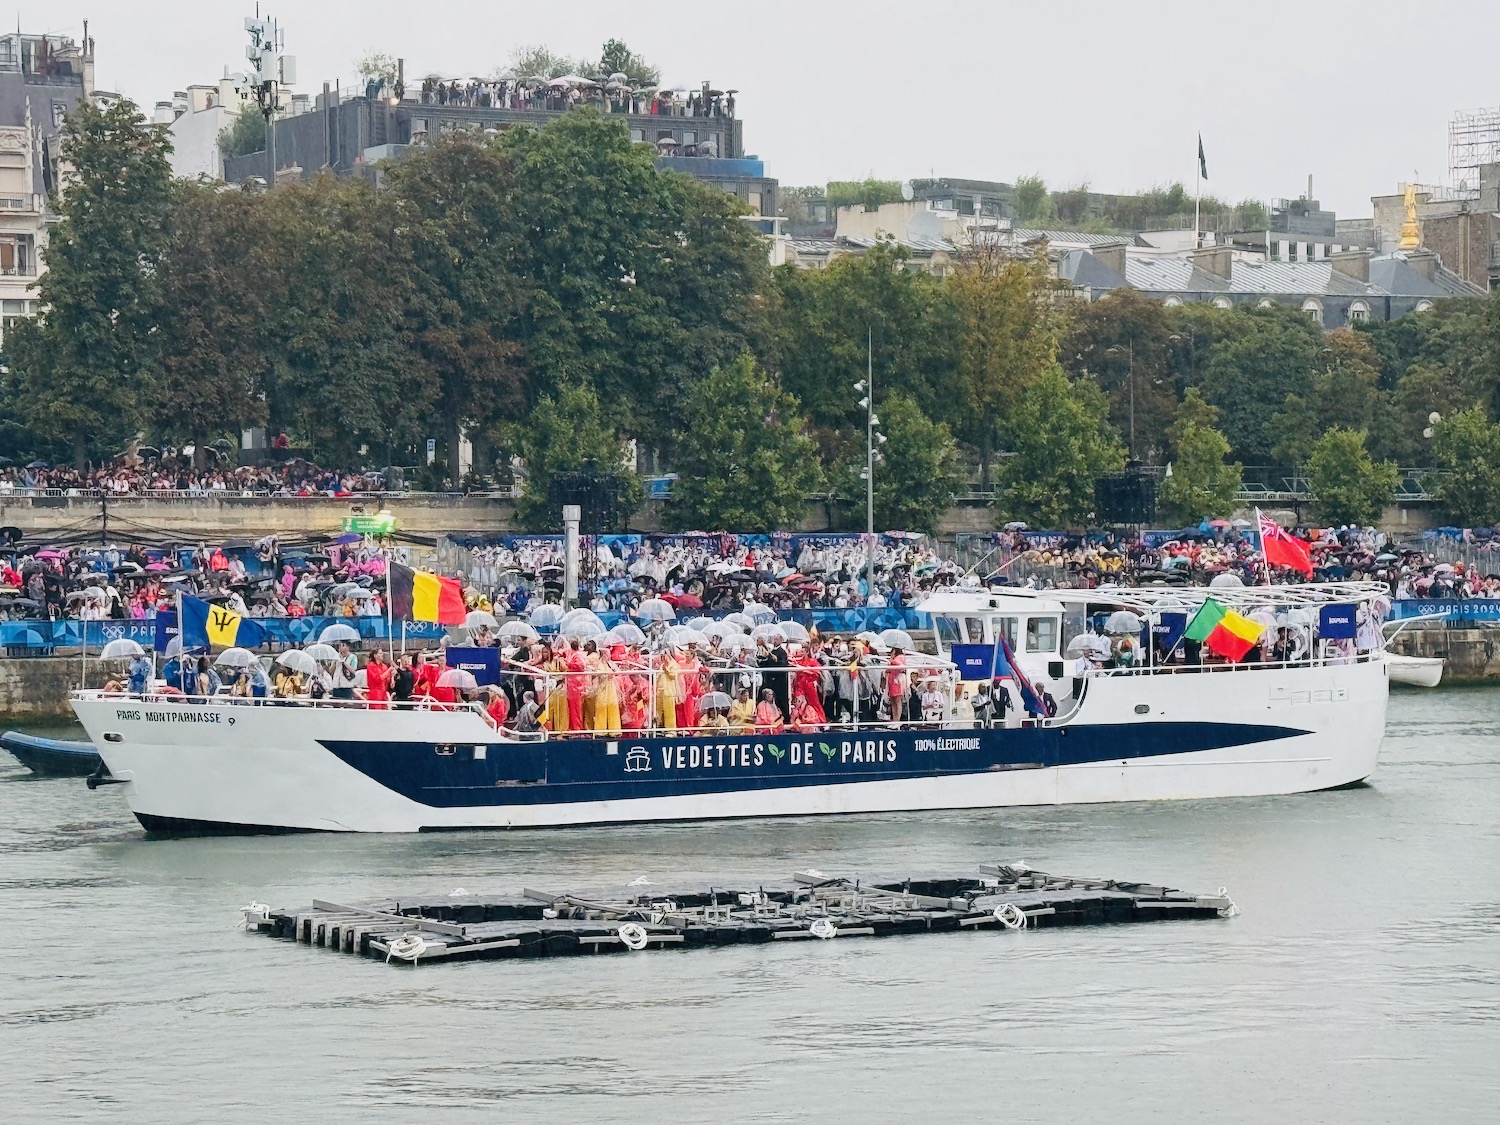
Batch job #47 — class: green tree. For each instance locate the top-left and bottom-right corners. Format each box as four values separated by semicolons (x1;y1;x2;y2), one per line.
828;393;962;535
217;105;266;160
825;177;905;211
1197;306;1321;462
997;367;1126;527
261;176;420;468
951;248;1065;487
598;39;660;85
8;98;173;466
355;51;400;85
385;133;528;481
772;241;961;434
1429;407;1500;526
1061;287;1175;462
1012;174;1055;225
506;45;591;80
1306;428;1398;525
153;183;277;464
500;109;768;461
514;383;642;531
1157;389;1241;521
664;354;822;532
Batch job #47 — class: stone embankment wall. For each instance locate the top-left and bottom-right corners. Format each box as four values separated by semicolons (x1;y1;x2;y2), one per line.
1389;627;1500;683
0;658;87;716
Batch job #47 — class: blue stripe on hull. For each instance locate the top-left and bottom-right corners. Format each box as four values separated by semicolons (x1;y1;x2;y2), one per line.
319;723;1308;809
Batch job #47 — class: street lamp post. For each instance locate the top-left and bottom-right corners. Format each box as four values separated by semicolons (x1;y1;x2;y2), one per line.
1106;341;1135;460
854;328;885;610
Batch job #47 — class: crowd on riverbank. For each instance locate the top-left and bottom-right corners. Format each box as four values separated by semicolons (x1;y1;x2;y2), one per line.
0;456;391;497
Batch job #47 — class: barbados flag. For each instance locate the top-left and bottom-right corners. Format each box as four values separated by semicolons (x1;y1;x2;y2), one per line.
180;595;267;649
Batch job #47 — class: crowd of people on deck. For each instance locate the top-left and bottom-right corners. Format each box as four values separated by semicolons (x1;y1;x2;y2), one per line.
416;75;734;120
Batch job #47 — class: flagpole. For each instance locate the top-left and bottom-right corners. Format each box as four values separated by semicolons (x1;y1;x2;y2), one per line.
176;587;185;693
1194;133;1202;250
384;546;395;666
1256;507;1271;586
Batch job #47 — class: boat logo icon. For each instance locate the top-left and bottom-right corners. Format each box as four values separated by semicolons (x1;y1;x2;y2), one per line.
623;746;652;773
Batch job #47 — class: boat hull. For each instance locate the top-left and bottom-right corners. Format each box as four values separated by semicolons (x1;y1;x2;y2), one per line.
70;659;1389;834
1;730;103;777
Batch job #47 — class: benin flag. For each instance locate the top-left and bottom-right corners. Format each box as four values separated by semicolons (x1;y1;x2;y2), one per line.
1184;598;1263;662
180;594;267;649
389;562;466;625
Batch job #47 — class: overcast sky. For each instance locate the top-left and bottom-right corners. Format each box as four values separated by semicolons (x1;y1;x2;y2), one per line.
22;0;1499;216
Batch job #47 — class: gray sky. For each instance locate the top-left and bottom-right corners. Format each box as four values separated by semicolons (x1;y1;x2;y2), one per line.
24;0;1500;217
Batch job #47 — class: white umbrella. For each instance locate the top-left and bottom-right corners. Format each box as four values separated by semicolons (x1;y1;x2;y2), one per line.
741;602;777;625
1209;573;1244;588
685;616;716;632
214;647;258;669
721;634;756;654
751;623;786;644
163;637;201;658
465;610;499;630
318;623;360;644
780;621;811;644
99;638;144;659
667;625;709;648
635;598;676;623
304;643;339;663
559;608;606;639
529;603;566;628
604;622;646;646
702;621;741;642
436;667;478;692
1065;635;1097;657
276;650;318;675
699;690;731;712
879;629;915;652
1103;610;1143;635
1248;610;1279;631
498;621;539;642
723;612;755;631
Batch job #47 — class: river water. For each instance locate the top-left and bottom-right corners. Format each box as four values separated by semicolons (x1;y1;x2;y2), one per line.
1;688;1497;1123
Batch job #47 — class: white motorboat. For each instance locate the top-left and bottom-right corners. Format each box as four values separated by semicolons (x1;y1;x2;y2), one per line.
71;582;1393;834
1385;653;1444;688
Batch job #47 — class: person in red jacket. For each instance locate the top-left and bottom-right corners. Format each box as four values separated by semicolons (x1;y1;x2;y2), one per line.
486;686;510;728
364;649;392;710
414;652;446;702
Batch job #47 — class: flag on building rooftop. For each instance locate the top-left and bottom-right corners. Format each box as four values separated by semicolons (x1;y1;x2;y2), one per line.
180;594;267;650
1257;508;1314;577
1184;597;1262;662
388;562;466;625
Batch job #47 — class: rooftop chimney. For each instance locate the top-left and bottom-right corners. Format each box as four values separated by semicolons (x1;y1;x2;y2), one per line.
1092;241;1128;278
1189;243;1232;281
1406;249;1439;281
1330;249;1370;283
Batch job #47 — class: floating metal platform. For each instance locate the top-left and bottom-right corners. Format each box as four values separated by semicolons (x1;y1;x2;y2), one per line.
242;865;1239;965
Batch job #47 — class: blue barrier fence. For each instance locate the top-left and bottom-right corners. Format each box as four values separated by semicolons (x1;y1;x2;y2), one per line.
0;608;931;656
0;617;450;655
1388;599;1500;624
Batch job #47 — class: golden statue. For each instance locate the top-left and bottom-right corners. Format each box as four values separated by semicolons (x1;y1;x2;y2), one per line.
1398;181;1421;251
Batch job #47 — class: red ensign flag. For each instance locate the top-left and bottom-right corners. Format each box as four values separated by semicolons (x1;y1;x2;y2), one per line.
1257;510;1313;577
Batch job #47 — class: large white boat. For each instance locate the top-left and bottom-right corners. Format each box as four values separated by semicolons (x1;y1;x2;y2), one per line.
71;582;1391;834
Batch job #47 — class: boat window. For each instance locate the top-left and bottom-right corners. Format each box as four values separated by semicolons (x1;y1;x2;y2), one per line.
1026;617;1058;654
961;616;988;643
935;616;963;646
996;617;1019;648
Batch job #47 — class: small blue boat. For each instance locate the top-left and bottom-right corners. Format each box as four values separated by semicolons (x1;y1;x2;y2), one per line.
1;730;103;777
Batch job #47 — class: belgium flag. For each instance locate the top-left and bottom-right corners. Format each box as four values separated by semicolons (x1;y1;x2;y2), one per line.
388;562;466;625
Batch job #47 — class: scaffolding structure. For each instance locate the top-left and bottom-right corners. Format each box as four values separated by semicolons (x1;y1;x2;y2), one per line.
1448;107;1500;199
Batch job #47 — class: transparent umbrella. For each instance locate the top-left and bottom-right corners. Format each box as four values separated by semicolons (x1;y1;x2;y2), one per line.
604;622;646;646
498;621;540;642
635;598;676;623
685;616;716;633
750;623;786;645
878;628;915;652
559;608;606;639
465;610;499;630
304;643;339;662
214;647;258;669
318;622;360;644
275;650;318;675
722;612;755;631
1209;573;1244;588
1103;611;1143;635
780;621;811;644
529;603;566;628
98;638;144;659
699;690;731;712
667;625;709;648
436;667;478;692
741;602;777;625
